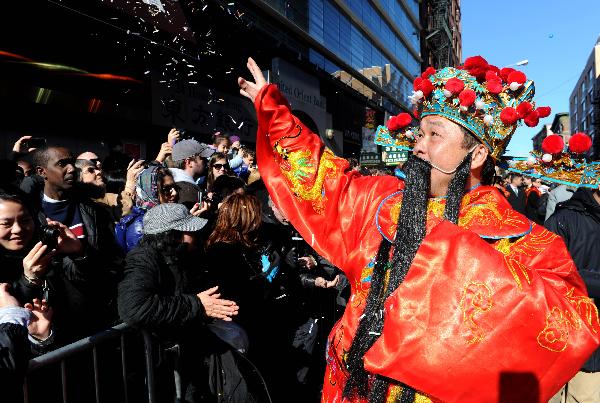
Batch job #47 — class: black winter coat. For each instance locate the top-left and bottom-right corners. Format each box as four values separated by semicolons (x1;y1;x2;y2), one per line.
118;244;205;336
546;188;600;372
0;322;29;402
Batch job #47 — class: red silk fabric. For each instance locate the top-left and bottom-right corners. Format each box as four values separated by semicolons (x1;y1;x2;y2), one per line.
254;84;600;402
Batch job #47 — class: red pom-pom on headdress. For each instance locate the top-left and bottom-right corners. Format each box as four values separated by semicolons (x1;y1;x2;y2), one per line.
458;89;476;107
463;56;489;79
486;79;503;94
524;110;539;127
499;67;515;82
517;102;533;119
542;135;565;154
445;78;465;95
500;107;518;125
413;77;434;97
507;71;527;84
413;77;423;91
569;133;592;154
421;66;436;79
485;70;499;81
387;113;412;131
487;65;500;76
537;106;551;118
419;79;434;97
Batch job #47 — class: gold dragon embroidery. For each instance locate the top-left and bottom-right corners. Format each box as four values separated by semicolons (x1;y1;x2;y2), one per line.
460;281;493;344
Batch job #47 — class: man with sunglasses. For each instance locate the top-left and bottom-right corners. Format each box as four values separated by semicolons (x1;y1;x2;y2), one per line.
170;139;214;210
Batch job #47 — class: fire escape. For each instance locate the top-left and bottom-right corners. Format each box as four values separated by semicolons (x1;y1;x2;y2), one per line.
424;0;455;69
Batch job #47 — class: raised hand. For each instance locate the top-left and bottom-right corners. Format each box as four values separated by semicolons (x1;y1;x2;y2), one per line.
197;286;239;321
237;57;268;102
315;275;340;289
126;159;145;184
25;298;53;341
13;136;34;153
46;219;83;256
155;142;173;163
23;241;54;280
167;128;180;145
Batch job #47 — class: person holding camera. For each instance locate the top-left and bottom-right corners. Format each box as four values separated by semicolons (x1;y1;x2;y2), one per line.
0;191;89;350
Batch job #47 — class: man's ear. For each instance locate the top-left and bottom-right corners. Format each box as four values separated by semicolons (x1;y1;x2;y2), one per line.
470;144;488;170
35;166;46;179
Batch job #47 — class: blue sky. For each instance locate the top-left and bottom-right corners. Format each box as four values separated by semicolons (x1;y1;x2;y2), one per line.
461;1;600;157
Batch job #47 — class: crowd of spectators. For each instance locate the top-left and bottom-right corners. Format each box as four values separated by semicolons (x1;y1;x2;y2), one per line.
0;130;349;402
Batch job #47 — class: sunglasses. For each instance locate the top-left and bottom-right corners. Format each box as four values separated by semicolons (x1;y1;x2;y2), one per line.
83;167;101;174
213;163;230;170
161;184;180;195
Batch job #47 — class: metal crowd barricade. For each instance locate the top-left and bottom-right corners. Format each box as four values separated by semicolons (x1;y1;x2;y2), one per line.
23;323;157;403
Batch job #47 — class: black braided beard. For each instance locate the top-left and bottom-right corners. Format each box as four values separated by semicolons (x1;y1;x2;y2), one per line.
343;151;474;403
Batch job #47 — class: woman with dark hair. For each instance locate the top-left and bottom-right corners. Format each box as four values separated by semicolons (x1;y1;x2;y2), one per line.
115;165;179;252
206;152;231;192
0;190;96;348
204;194;265;332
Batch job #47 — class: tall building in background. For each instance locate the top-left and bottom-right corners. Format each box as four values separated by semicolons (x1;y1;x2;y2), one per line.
252;0;422;112
420;0;462;69
569;35;600;158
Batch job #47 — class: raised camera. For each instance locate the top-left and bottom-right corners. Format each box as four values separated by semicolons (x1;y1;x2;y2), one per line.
40;225;60;251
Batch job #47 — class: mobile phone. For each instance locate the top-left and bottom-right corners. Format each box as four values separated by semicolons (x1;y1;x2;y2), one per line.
24;137;46;149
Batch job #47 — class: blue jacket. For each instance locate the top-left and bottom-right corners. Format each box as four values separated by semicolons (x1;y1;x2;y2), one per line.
115;206;146;253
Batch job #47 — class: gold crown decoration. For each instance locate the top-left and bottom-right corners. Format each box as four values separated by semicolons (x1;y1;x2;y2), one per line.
409;56;551;159
509;133;600;189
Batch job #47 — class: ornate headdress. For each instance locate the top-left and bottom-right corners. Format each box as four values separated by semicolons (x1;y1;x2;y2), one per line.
508;133;600;189
375;56;551;159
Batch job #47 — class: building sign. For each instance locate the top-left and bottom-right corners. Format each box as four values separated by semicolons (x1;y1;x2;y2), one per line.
383;147;409;165
271;58;326;111
360;152;382;166
151;73;257;142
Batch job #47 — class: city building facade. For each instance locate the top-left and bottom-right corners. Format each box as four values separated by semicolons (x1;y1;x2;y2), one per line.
569;35;600;158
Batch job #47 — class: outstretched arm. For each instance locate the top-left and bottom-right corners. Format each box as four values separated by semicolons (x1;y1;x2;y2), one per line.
238;58;400;272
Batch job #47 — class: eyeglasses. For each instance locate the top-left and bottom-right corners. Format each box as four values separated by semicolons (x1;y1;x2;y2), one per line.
160;184;180;195
212;163;229;170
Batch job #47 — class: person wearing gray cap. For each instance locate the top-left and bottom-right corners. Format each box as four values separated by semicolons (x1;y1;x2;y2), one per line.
170;139;214;210
118;203;239;399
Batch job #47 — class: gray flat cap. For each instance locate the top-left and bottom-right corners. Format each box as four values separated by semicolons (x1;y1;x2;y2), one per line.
172;139;215;161
143;203;207;235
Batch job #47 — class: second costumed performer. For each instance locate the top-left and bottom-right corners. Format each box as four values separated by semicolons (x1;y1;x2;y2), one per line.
237;56;600;402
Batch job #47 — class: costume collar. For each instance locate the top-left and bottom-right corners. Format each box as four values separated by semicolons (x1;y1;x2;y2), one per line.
376;185;532;242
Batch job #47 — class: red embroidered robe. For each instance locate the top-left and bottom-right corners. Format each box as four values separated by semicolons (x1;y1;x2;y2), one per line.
253;84;600;402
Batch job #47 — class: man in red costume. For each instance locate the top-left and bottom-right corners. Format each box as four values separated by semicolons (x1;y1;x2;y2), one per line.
237;56;600;402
